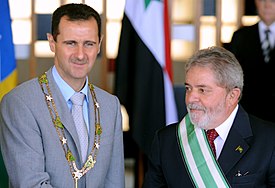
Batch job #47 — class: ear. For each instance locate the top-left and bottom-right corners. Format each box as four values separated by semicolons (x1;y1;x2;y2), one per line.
227;88;241;106
98;34;104;54
47;33;55;53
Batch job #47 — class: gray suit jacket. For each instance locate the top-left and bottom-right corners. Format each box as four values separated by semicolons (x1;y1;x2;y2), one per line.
0;69;125;188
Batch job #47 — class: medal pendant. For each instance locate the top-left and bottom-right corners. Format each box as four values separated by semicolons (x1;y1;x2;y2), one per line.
73;170;82;188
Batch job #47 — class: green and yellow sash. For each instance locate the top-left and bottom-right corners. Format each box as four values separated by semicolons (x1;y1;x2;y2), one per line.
178;114;231;188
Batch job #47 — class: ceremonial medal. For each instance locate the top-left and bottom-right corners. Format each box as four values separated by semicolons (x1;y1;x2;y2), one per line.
39;73;102;187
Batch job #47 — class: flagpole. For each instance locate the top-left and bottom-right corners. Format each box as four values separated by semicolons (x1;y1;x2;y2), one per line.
216;0;222;47
237;0;244;29
164;0;172;81
100;0;108;92
29;0;37;79
194;0;202;51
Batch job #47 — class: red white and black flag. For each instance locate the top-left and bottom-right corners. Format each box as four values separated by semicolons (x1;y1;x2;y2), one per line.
115;0;178;156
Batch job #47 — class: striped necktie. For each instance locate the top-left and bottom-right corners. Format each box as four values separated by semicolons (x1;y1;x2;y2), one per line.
71;92;88;162
206;129;219;158
262;29;271;63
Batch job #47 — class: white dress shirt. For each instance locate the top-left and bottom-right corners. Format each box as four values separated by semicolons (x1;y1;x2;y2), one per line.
259;21;275;49
214;105;239;159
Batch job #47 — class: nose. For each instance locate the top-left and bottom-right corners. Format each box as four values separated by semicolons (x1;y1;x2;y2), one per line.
185;90;199;104
76;46;85;60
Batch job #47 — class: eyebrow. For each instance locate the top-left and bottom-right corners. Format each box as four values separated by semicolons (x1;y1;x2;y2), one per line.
185;83;209;88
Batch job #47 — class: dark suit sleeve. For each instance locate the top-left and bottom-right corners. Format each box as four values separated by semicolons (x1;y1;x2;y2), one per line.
229;30;241;58
0;146;8;188
268;145;275;186
143;131;168;188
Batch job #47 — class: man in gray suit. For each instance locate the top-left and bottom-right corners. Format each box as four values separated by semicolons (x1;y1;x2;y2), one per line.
0;3;125;188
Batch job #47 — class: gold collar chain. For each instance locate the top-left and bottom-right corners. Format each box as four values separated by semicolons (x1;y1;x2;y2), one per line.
39;73;102;187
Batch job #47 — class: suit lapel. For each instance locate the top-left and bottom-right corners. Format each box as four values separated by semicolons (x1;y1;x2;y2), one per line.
87;88;96;153
254;23;263;53
46;70;82;157
218;106;253;175
269;46;275;61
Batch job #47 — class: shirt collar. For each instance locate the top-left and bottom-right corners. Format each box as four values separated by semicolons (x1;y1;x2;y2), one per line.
52;66;89;103
259;21;275;35
215;105;239;142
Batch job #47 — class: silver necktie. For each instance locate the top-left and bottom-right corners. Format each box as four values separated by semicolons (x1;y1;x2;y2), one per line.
71;92;88;162
262;29;271;63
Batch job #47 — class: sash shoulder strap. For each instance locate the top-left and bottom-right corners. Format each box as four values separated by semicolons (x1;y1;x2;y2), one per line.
178;114;231;188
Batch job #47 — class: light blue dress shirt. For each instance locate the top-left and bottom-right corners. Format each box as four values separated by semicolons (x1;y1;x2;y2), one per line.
52;66;90;133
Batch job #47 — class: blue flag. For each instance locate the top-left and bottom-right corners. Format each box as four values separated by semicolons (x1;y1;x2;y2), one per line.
0;0;17;100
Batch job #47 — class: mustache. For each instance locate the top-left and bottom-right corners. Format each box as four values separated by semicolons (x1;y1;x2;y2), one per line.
187;103;206;111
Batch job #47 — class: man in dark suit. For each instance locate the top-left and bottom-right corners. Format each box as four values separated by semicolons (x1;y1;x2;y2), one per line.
229;0;275;122
143;46;275;187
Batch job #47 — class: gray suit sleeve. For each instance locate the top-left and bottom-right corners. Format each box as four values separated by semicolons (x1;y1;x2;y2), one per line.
104;96;125;188
0;92;53;188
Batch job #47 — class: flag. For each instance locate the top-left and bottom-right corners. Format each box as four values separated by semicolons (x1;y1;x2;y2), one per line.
0;0;17;100
115;0;178;156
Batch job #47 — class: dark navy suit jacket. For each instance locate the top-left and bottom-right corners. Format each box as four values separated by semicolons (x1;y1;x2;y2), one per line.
143;106;275;187
229;23;275;122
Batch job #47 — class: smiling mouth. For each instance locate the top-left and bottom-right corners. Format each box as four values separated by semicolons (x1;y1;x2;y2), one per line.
72;62;86;66
71;58;87;64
